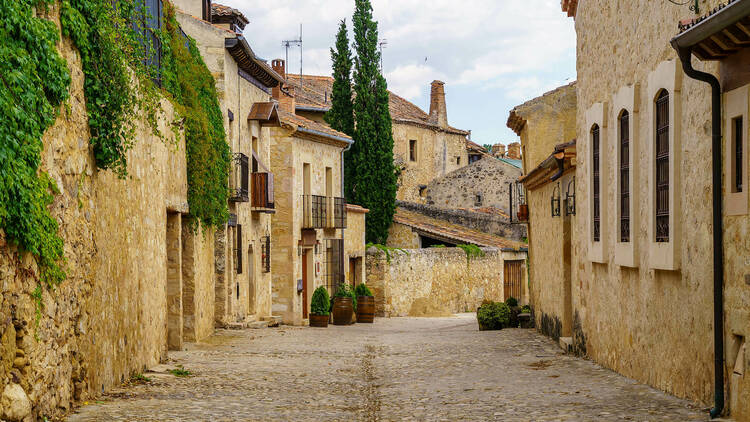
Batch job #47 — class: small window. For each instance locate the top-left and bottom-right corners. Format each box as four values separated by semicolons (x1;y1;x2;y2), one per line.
418;186;427;197
655;90;670;243
619;110;630;242
456;156;461;165
202;0;212;22
235;224;243;274
592;124;601;242
251;137;259;173
733;116;743;193
475;193;483;206
409;140;417;162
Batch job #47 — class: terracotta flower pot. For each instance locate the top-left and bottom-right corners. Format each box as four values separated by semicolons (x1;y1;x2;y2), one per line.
309;314;329;328
332;297;353;325
356;296;375;323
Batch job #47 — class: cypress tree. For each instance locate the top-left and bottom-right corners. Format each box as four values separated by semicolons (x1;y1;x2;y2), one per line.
349;0;398;244
325;20;354;137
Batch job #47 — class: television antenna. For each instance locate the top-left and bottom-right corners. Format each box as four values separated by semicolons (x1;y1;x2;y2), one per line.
378;39;388;71
283;24;303;87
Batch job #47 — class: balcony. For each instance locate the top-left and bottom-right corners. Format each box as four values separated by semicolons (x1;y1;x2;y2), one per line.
230;153;249;203
302;195;347;229
251;172;275;213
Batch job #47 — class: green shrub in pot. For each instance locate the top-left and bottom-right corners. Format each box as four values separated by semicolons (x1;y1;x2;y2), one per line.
354;283;373;298
311;286;331;316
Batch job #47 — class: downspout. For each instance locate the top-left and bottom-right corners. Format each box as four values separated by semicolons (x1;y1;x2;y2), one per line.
673;45;724;418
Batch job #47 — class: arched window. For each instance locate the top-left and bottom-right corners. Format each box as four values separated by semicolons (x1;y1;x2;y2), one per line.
592;124;601;242
655;90;670;242
619;110;630;242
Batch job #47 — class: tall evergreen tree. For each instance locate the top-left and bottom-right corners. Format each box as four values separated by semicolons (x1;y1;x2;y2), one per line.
325;20;354;137
349;0;397;244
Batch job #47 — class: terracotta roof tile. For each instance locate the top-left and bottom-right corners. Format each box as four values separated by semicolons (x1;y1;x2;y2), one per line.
393;207;526;250
211;3;249;26
278;110;352;143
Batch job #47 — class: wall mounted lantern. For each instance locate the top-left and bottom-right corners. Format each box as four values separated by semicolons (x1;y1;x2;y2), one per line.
565;177;576;216
551;182;562;217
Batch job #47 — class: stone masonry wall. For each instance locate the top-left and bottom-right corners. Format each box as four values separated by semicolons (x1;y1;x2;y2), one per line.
425;156;521;214
366;248;521;317
396;201;526;240
572;1;749;416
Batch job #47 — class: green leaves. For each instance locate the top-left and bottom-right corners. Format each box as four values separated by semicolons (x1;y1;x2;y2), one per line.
325;19;354;137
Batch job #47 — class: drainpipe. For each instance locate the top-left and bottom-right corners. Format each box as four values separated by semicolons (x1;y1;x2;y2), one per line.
673;45;724;419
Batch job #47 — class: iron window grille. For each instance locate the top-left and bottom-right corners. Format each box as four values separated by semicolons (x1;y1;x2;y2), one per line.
592;124;601;241
261;235;271;273
235;224;243;274
565;177;576;216
734;117;743;193
333;197;347;228
302;195;327;229
230;153;249;202
655;90;670;243
620;110;631;242
132;0;163;86
551;182;562;217
508;181;527;224
227;213;237;227
322;239;345;294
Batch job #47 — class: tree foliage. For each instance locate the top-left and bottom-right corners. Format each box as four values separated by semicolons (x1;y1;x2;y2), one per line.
325;19;354;137
348;0;398;244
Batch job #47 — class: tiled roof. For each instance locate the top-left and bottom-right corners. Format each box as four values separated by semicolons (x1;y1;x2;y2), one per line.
286;74;470;136
672;0;750;61
466;140;491;156
519;140;576;190
677;1;738;32
393;207;526;250
278;110;353;145
211;4;249;26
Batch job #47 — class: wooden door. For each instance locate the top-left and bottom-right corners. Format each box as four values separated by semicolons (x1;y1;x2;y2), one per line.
302;251;309;319
503;260;523;302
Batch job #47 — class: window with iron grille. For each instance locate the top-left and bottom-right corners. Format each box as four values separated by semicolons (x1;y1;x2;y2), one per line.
261;236;271;273
733;116;743;193
303;195;327;228
133;0;162;86
592;124;601;242
235;224;242;274
334;197;347;228
323;239;344;293
655;90;670;243
230;153;249;202
409;140;417;162
619;110;630;242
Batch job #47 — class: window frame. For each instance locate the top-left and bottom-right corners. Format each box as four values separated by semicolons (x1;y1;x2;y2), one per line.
409;139;418;162
585;102;608;263
613;84;640;268
724;85;749;216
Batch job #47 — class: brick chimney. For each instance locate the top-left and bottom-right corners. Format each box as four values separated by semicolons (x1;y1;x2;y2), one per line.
271;59;286;100
507;142;521;160
429;80;448;128
492;144;507;157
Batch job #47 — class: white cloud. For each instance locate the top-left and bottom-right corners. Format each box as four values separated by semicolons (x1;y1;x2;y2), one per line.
385;64;447;101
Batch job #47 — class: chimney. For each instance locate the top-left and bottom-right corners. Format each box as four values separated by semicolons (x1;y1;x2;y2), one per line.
429;80;448;128
278;85;296;114
492;144;507;157
271;59;286;101
507;142;522;160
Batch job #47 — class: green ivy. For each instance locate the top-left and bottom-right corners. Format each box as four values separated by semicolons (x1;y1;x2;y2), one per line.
457;244;485;265
0;0;70;287
161;2;229;229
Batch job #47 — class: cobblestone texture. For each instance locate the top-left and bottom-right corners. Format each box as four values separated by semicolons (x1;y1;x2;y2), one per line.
68;315;707;421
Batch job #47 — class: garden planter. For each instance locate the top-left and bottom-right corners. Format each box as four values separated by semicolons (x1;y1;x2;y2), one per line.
356;296;375;323
309;314;329;328
332;297;353;325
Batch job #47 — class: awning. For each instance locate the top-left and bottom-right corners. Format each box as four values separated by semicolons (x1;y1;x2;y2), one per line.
248;102;281;127
672;0;750;60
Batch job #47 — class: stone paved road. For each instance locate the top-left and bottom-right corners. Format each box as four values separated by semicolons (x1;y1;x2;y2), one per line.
68;314;707;421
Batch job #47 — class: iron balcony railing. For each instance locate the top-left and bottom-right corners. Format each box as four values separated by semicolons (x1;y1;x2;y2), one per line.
302;195;327;229
230;153;249;203
333;197;347;229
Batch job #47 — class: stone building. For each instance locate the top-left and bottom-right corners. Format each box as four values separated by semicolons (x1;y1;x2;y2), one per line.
285;74;472;202
266;61;358;326
0;1;244;418
425;156;523;215
175;2;283;328
516;1;750;418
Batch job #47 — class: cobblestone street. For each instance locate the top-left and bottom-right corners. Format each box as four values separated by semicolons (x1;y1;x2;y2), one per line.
68;315;707;421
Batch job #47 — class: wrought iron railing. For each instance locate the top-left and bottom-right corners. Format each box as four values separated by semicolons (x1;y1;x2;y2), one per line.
333;197;347;228
261;235;270;273
230;153;249;202
302;195;327;229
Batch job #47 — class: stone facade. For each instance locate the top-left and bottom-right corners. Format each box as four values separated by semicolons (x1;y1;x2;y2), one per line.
176;7;278;327
517;1;750;418
0;5;220;418
425;156;522;214
344;205;368;288
366;247;528;317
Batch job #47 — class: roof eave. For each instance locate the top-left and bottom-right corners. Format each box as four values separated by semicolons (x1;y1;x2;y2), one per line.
225;37;284;88
671;0;750;54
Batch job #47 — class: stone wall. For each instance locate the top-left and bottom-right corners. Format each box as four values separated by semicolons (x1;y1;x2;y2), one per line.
394;122;468;203
344;206;368;287
396;201;526;240
568;0;749;417
425;156;522;214
366;247;527;317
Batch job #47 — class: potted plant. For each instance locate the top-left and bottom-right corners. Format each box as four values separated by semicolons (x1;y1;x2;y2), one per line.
332;283;356;325
476;301;510;331
505;296;521;328
354;283;375;323
309;286;330;328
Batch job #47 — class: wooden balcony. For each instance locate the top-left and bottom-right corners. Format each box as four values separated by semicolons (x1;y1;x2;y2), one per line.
251;172;275;213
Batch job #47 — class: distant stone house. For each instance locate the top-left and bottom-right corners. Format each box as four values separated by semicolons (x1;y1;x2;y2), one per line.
285;73;473;202
176;2;284;330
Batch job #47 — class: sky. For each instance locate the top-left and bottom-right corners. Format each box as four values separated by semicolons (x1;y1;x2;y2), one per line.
219;0;577;146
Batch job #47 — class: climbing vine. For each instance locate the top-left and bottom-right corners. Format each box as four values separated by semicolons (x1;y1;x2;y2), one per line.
0;0;70;287
160;1;230;229
457;244;485;265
